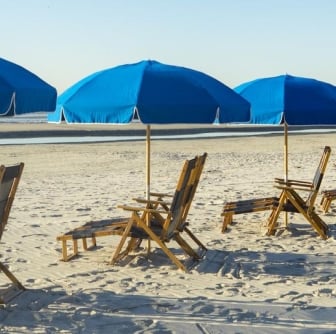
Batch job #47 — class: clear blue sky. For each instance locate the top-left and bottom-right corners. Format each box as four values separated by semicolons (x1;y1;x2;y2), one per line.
1;0;335;94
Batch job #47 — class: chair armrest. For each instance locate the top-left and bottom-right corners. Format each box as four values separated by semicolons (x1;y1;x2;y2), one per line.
132;198;170;206
273;183;314;192
274;178;313;189
150;192;173;198
118;204;167;214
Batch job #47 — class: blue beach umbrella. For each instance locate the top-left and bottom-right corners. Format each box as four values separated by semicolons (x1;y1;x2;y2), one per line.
48;60;250;196
235;74;336;180
0;57;57;115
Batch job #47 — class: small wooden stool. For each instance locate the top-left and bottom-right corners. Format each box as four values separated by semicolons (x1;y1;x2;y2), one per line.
320;189;336;213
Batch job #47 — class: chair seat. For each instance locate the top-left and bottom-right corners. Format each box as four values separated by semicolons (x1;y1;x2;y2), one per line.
223;196;278;213
58;218;128;239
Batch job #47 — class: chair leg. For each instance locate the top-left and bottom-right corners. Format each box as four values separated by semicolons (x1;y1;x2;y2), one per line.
320;196;326;210
305;210;329;239
282;190;329;239
0;262;25;304
266;192;286;236
59;235;100;262
221;213;233;233
110;219;134;265
183;227;207;255
320;196;329;213
126;238;142;252
323;198;332;213
0;262;25;291
325;199;332;213
174;234;201;259
320;191;336;213
111;217;188;272
141;224;187;271
82;237;97;251
152;237;187;271
116;237;142;262
60;239;79;261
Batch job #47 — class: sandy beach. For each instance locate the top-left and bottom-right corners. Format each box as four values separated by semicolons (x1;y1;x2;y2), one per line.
1;124;336;333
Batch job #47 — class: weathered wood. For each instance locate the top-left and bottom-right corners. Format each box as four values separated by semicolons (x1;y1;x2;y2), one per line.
222;146;331;239
56;218;129;261
221;197;278;232
266;146;331;238
56;153;207;272
320;189;336;213
0;163;25;304
111;153;208;272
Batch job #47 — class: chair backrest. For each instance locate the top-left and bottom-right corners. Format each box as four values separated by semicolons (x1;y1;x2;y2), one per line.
0;163;24;240
163;153;207;239
306;146;331;208
179;153;207;224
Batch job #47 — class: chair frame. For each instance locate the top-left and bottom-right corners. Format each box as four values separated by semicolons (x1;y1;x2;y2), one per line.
111;153;208;272
0;163;25;304
266;146;331;238
221;146;331;238
56;153;207;271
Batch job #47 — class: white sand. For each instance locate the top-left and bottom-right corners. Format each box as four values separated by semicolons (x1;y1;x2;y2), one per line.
1;127;336;333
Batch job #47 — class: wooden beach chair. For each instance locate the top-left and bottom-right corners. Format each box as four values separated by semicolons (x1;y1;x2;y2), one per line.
56;153;207;268
266;146;331;239
320;189;336;213
111;153;208;272
0;163;25;304
56;218;130;261
222;146;331;238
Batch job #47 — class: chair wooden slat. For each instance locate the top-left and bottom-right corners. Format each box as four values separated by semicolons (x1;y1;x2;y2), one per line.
320;189;336;213
0;162;25;304
222;146;331;239
56;153;207;271
112;153;208;272
266;146;331;238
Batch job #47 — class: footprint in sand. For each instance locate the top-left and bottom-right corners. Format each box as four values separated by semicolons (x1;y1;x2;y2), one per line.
190;301;215;314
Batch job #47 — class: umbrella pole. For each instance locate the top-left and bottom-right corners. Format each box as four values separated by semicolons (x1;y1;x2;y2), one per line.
146;125;151;200
146;125;151;253
284;121;288;227
284;121;288;182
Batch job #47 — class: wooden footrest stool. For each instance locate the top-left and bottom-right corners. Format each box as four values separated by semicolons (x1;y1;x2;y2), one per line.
320;189;336;213
56;218;129;261
221;197;278;232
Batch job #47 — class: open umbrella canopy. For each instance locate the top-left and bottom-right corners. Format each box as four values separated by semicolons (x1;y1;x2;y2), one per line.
234;74;336;181
0;57;57;116
234;74;336;125
48;59;250;200
48;60;250;124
